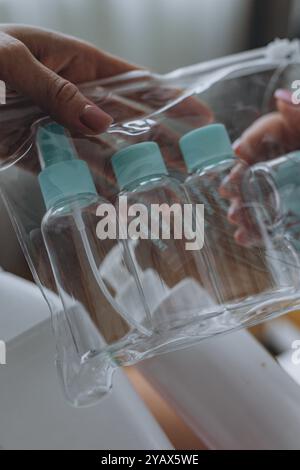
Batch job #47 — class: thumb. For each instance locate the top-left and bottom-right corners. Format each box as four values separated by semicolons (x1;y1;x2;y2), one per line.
0;38;112;134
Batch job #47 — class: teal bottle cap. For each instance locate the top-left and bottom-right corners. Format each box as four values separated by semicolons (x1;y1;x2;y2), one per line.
37;122;77;168
112;142;168;190
179;123;234;173
37;123;97;210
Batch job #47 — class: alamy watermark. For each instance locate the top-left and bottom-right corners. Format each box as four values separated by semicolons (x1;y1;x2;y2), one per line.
291;340;300;366
0;80;6;105
291;80;300;105
0;340;6;365
95;197;205;251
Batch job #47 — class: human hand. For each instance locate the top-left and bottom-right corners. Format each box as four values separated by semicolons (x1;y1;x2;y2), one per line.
220;90;300;245
0;25;213;177
0;24;139;134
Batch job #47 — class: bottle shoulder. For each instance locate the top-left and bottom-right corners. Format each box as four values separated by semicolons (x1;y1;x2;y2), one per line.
188;159;235;179
118;175;185;196
42;193;106;223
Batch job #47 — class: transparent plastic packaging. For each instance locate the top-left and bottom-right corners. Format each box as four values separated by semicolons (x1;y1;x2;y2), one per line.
244;152;300;239
1;39;300;406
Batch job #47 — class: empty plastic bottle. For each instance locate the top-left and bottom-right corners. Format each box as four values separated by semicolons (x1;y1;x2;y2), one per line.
37;123;156;404
112;141;212;330
180;124;295;304
180;124;235;222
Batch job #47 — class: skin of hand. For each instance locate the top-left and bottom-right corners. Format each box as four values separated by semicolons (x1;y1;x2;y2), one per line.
0;24;140;134
0;24;213;175
220;89;300;246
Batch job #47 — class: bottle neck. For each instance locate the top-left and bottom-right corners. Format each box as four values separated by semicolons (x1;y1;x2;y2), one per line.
48;192;99;213
121;174;167;193
192;157;233;176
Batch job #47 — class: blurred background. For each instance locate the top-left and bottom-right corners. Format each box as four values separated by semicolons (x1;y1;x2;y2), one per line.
0;0;298;73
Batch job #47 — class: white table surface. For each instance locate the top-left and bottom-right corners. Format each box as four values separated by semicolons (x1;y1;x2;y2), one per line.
0;270;172;450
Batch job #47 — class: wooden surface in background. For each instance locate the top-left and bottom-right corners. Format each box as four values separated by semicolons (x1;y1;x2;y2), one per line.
126;367;207;450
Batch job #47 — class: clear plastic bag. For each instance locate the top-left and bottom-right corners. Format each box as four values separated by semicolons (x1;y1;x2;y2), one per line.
1;39;300;406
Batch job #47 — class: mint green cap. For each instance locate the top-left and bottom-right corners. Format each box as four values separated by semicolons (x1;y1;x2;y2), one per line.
179;123;234;173
37;123;97;210
112;142;168;190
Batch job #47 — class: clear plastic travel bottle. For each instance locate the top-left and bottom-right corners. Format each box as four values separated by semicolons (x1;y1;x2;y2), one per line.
37;123;153;405
180;124;235;220
180;124;293;304
112;142;214;331
243;151;300;249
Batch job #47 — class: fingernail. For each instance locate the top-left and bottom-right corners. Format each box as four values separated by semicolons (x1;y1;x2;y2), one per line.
274;89;296;106
234;228;254;247
228;201;240;223
80;104;113;133
234;229;247;246
233;138;241;151
228;206;238;222
219;175;233;195
233;138;243;156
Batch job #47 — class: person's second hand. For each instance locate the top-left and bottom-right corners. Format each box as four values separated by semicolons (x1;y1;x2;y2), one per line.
220;89;300;246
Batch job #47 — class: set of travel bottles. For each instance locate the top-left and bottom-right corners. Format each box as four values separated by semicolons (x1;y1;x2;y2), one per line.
36;121;300;405
112;142;214;331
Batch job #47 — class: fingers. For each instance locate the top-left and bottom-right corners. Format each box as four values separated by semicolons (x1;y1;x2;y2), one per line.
231;89;300;167
234;226;258;247
219;162;261;246
0;25;138;83
275;89;300;145
0;32;113;134
220;112;287;245
220;162;248;198
226;197;260;246
221;88;300;246
232;112;290;164
220;162;259;246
